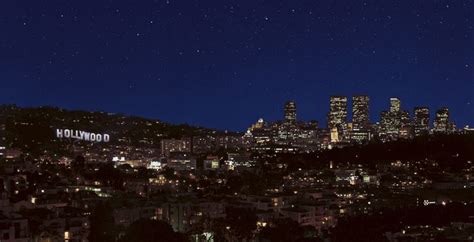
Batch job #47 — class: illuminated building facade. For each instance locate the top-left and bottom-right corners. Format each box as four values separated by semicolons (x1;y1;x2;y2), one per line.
330;127;339;143
380;111;398;137
390;97;401;113
380;97;410;140
327;96;348;143
284;101;297;125
167;152;196;171
433;108;453;133
352;95;370;129
413;107;430;136
249;118;265;131
347;95;371;143
161;138;192;156
280;101;299;142
349;128;371;143
203;155;220;170
328;96;348;129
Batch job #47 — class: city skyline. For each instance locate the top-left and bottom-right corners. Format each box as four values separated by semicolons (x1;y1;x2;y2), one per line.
1;1;473;241
1;1;472;130
2;94;469;132
3;85;473;132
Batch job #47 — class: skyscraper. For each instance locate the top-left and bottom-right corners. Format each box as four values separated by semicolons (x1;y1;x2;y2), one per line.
284;101;297;125
413;107;430;136
380;111;398;134
390;97;401;113
380;97;410;140
328;96;348;129
352;95;370;129
433;108;450;133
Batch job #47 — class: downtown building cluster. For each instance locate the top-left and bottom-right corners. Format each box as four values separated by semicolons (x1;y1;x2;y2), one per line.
243;96;468;152
0;105;473;241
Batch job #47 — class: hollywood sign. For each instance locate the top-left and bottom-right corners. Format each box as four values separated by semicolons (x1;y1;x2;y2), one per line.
56;129;110;143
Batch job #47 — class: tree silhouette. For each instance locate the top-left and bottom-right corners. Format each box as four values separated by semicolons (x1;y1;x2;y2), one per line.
259;219;306;242
89;202;117;242
119;219;187;242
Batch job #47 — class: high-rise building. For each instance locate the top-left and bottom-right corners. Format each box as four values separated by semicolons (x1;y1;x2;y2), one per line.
284;101;297;125
352;95;370;129
248;118;265;131
433;108;450;133
380;111;398;135
413;107;430;136
390;97;401;113
400;111;411;127
328;96;348;129
330;127;339;143
379;97;410;140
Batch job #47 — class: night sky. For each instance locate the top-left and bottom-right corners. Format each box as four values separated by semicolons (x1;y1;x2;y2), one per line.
1;0;473;130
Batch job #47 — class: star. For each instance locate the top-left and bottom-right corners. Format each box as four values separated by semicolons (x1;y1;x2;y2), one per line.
2;0;473;129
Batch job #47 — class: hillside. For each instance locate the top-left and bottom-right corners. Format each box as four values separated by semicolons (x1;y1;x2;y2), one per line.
0;105;223;155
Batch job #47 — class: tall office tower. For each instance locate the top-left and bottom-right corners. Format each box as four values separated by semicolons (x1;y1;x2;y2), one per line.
433;108;450;133
400;110;411;127
413;107;430;136
352;95;370;129
380;97;410;139
328;96;348;129
380;111;398;134
390;97;401;113
284;101;297;125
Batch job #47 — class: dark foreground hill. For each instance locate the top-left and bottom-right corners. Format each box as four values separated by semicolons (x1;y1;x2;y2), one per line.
264;134;474;172
0;105;223;155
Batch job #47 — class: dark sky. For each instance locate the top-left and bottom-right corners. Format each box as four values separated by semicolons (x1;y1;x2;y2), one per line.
1;0;473;131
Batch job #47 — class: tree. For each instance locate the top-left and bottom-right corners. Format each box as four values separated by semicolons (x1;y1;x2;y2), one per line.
119;219;187;242
89;202;117;242
259;219;306;242
72;155;85;172
225;207;258;240
96;162;125;189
